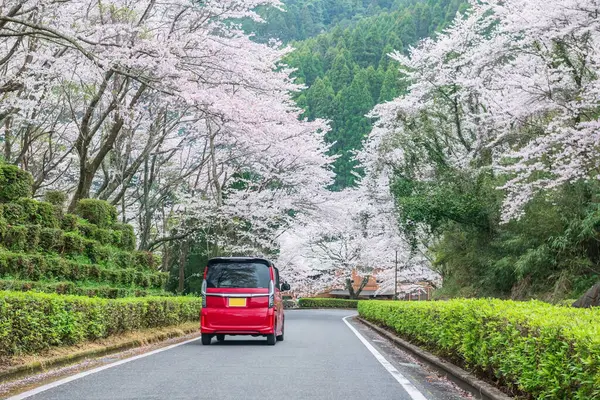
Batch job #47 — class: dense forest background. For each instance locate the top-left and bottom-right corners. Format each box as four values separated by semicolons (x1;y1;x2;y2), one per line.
245;0;467;189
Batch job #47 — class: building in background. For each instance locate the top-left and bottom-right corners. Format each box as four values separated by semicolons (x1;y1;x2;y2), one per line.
316;269;434;300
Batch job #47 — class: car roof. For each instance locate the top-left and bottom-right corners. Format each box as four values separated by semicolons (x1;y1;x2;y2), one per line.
207;256;273;266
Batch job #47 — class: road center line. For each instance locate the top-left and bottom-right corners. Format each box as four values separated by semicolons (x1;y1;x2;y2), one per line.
342;316;428;400
6;337;201;400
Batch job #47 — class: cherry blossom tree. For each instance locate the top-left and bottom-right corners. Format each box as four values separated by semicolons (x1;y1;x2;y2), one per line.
368;0;600;222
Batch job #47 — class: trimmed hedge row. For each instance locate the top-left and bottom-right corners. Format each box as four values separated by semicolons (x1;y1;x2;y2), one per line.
0;279;171;299
0;225;156;271
358;299;600;399
298;298;359;308
0;291;201;356
0;199;136;252
0;164;33;203
0;251;168;288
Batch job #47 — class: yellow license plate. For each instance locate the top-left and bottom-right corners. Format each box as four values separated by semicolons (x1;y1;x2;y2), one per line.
228;297;246;307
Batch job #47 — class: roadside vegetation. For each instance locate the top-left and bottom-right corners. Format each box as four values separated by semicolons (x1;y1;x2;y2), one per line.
297;298;358;308
0;165;200;363
359;299;600;399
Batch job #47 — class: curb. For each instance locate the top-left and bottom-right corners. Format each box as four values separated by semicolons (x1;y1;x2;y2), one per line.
0;325;200;383
356;317;513;400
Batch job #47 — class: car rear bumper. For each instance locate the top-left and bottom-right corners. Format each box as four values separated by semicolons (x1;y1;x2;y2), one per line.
200;309;274;335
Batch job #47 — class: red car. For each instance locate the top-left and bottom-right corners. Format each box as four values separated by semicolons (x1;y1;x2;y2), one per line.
200;257;290;345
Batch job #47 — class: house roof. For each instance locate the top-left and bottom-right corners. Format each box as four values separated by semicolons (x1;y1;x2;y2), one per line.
328;289;395;296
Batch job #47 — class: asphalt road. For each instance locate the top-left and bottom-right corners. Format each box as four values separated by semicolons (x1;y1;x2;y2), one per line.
9;310;470;400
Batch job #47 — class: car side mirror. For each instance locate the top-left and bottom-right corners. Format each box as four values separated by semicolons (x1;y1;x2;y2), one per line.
281;283;290;291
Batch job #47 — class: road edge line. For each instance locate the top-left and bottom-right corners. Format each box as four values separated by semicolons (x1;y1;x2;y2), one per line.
0;326;199;384
5;336;201;400
356;317;514;400
342;315;428;400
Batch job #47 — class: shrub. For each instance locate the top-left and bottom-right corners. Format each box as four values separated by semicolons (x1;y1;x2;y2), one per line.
93;228;113;245
114;251;134;269
25;224;41;251
3;203;25;225
113;223;136;251
61;213;78;231
0;164;33;203
77;222;98;239
62;232;85;255
36;201;59;228
14;198;58;228
3;225;28;251
39;228;65;252
44;190;67;207
75;199;117;228
0;251;166;288
283;299;298;309
0;291;202;356
83;240;111;264
358;299;600;400
110;230;123;247
134;251;159;270
297;298;359;308
0;205;6;238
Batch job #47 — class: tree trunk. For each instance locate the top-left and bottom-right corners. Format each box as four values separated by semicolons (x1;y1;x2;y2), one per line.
346;276;370;299
178;239;189;294
572;283;600;308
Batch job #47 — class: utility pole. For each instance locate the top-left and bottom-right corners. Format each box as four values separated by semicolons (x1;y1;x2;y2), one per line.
394;250;398;300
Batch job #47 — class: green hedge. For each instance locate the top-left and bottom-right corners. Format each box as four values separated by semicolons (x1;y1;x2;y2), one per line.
358;299;600;399
0;279;171;299
298;298;359;308
113;223;136;251
16;198;58;228
0;164;33;203
75;199;117;228
0;251;168;288
0;291;201;356
44;190;66;207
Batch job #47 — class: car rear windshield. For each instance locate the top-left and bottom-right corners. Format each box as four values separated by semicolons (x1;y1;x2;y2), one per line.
206;262;271;289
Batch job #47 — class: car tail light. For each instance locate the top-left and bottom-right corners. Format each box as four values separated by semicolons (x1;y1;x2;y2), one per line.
268;280;274;308
201;279;207;308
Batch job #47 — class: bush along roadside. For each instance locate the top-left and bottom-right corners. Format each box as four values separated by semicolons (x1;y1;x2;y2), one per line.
298;298;358;308
358;299;600;399
0;291;202;357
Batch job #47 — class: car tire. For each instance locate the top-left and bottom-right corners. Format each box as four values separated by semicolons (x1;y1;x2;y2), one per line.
216;334;225;342
266;333;276;345
201;334;212;345
276;320;284;342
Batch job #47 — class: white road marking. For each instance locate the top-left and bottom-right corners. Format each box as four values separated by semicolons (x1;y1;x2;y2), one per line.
343;316;428;400
6;336;201;400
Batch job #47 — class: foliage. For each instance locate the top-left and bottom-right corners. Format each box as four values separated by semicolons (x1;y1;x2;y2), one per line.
0;0;333;264
0;291;201;356
0;164;33;203
39;228;65;253
75;199;117;228
61;214;79;232
16;198;58;228
283;0;466;189
358;299;600;399
0;280;170;299
0;251;168;288
297;298;358;308
363;0;600;299
113;223;136;251
44;191;67;208
3;203;25;225
3;226;27;252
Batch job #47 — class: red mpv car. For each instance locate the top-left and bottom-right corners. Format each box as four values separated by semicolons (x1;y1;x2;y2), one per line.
200;257;290;345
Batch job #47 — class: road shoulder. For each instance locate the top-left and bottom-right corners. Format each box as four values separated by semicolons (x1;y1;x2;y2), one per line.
345;315;474;400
